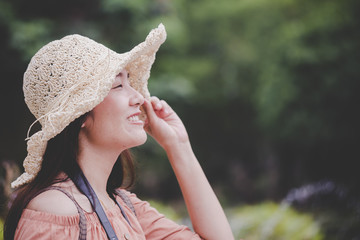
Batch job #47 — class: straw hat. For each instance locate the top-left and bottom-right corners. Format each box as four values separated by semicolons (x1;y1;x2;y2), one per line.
11;24;167;188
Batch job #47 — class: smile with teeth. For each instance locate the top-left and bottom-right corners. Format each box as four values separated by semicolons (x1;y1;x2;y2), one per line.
127;115;144;125
128;115;140;122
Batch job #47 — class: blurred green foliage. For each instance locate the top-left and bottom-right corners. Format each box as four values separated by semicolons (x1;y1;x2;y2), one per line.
138;199;324;240
146;199;182;222
0;218;3;240
229;202;324;240
1;0;360;238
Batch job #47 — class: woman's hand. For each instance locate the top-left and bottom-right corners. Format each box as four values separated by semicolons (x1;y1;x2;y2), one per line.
142;96;189;150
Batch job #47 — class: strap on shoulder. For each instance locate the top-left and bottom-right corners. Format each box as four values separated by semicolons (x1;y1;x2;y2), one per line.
35;186;87;240
72;171;120;240
114;189;137;217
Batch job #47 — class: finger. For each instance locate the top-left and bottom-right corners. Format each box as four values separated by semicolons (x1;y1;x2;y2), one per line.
150;96;162;111
150;97;171;119
142;99;158;125
157;100;169;116
142;100;155;134
159;100;174;117
150;96;160;102
149;99;170;119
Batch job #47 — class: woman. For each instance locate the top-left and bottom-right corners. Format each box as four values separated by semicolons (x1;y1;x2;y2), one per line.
4;24;234;240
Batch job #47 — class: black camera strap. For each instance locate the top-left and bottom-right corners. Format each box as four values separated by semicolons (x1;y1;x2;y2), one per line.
71;171;131;240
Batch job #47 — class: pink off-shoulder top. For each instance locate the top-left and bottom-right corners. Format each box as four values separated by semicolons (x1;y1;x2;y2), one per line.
15;190;201;240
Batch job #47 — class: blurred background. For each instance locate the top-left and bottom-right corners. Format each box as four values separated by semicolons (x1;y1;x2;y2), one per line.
1;0;359;239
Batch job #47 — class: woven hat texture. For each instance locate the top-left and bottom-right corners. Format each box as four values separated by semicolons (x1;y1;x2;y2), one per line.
11;24;167;188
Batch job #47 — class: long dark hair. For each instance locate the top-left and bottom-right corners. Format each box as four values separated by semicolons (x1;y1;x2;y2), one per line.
4;114;136;240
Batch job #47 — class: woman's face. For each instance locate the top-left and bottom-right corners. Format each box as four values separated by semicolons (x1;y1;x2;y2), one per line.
81;69;147;152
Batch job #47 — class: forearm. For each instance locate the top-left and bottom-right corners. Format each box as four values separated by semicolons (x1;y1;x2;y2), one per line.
165;141;234;240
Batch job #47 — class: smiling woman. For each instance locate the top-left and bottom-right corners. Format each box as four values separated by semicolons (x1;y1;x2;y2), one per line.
3;24;234;240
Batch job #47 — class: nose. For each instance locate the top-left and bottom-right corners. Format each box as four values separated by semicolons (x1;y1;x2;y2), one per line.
129;87;145;106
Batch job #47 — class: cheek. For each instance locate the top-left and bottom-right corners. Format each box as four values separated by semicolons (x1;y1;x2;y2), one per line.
93;97;114;117
88;101;127;137
91;98;122;126
97;94;128;118
82;103;112;138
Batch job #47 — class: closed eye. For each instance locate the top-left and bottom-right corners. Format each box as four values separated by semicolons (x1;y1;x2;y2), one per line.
112;84;123;89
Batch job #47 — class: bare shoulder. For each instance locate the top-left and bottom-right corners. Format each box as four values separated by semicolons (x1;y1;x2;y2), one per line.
27;189;78;216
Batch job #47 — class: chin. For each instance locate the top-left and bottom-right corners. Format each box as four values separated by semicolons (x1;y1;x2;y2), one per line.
137;133;148;146
128;132;148;148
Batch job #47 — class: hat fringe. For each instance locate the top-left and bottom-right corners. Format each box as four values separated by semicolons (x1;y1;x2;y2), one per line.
12;130;47;188
11;172;35;188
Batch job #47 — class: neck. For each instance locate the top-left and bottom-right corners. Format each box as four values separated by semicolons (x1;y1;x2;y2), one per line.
77;144;122;197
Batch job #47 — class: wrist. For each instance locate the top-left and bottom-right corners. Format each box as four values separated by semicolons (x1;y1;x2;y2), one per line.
163;139;191;154
164;140;198;170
